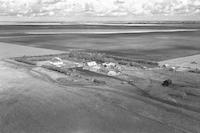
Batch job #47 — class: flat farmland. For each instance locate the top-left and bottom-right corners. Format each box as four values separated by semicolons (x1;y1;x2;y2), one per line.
0;24;200;61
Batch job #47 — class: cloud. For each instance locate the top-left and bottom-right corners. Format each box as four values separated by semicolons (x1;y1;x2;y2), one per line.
0;0;200;17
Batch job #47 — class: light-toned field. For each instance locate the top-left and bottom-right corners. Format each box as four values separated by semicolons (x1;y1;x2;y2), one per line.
0;42;64;59
159;54;200;70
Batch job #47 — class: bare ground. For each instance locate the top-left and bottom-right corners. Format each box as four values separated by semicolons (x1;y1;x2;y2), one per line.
0;43;200;133
0;58;200;133
0;42;64;59
159;54;200;70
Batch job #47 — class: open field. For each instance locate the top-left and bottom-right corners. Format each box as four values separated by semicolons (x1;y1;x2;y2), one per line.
1;24;200;133
1;24;200;61
0;42;64;59
1;46;200;133
159;54;200;71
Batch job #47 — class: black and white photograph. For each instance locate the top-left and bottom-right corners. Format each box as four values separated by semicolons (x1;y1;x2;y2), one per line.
0;0;200;133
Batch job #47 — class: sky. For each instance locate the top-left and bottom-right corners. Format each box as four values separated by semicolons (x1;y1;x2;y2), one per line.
0;0;200;21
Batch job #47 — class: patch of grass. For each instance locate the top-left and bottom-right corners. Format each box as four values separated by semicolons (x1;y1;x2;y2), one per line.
13;53;69;65
14;56;36;65
21;53;69;61
42;65;72;75
69;51;111;63
69;50;158;67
